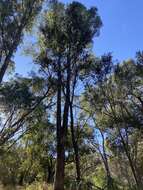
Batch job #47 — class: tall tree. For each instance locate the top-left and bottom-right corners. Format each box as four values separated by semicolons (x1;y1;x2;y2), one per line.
36;1;102;189
83;55;143;189
0;0;44;83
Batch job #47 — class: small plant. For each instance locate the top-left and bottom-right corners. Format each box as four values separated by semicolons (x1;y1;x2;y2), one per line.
25;182;53;190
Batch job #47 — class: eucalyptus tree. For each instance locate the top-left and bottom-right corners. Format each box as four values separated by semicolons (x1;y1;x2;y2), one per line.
0;75;54;147
83;54;143;189
80;54;116;189
35;1;102;189
18;118;55;185
0;98;55;186
0;0;44;83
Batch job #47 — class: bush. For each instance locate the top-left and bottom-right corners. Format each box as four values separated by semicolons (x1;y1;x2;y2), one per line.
25;182;53;190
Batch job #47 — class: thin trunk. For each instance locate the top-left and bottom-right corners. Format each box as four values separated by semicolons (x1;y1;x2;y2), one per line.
98;129;113;189
47;157;54;183
119;130;141;190
70;102;81;182
18;172;24;186
0;54;11;83
62;56;71;132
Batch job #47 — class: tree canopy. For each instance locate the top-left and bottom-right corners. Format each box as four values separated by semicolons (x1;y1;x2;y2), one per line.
0;1;143;190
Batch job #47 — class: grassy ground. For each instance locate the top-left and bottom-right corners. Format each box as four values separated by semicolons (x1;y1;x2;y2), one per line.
0;185;23;190
0;182;52;190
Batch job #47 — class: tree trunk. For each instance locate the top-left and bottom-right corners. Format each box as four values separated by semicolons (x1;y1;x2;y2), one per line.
0;58;9;84
70;102;81;182
54;58;65;190
119;130;142;190
54;51;71;190
54;132;65;190
98;129;114;189
18;172;24;186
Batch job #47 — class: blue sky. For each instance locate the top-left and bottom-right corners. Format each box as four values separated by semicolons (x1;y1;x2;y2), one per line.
13;0;143;78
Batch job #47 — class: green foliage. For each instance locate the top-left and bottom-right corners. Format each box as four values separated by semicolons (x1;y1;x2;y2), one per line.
0;0;44;83
1;1;143;190
0;146;21;185
25;182;52;190
0;0;43;53
0;78;34;110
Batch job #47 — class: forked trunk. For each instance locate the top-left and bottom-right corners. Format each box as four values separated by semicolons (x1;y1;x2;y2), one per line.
54;58;65;190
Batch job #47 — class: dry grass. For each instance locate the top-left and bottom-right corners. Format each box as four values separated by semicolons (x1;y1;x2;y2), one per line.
0;185;23;190
0;183;53;190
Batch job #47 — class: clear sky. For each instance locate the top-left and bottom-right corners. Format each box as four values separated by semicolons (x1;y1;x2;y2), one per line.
13;0;143;78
